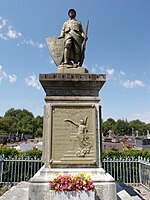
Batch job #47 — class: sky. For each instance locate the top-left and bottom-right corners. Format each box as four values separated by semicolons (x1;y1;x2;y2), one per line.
0;0;150;123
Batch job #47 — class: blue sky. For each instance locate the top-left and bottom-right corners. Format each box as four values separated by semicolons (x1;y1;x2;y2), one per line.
0;0;150;123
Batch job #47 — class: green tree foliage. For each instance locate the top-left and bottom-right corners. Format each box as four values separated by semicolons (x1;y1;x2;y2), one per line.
0;146;19;157
102;118;150;136
33;116;43;137
102;149;150;159
0;116;16;134
0;108;43;137
114;119;129;135
102;118;116;135
129;120;147;135
0;146;42;158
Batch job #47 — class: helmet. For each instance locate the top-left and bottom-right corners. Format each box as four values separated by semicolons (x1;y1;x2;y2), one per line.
68;9;76;16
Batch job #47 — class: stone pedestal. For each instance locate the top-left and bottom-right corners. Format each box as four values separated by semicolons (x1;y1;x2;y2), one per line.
28;72;117;200
40;73;105;168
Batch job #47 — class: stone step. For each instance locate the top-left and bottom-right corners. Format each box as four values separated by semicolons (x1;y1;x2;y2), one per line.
116;182;146;200
116;182;133;200
0;182;28;200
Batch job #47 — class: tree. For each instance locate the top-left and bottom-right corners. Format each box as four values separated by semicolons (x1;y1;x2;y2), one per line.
129;120;146;135
0;116;16;134
32;116;43;137
0;108;43;137
102;118;116;135
114;119;129;135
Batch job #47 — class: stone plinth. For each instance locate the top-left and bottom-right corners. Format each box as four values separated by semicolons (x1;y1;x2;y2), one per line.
39;73;106;168
39;73;106;96
56;65;89;74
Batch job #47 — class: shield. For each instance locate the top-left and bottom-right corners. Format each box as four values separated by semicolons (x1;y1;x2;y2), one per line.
46;37;64;66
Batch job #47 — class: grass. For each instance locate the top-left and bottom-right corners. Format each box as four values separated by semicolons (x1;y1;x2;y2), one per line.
0;185;11;196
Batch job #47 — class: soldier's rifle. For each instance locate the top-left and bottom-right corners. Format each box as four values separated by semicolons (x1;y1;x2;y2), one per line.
79;20;89;66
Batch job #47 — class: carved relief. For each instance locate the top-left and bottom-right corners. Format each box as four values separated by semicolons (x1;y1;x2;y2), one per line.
64;116;93;157
51;104;96;165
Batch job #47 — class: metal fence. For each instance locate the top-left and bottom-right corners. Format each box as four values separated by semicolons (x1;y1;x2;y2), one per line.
0;156;149;190
139;157;150;190
0;156;43;184
102;157;140;184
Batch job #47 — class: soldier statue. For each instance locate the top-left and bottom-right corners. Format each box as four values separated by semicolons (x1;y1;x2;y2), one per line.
58;9;86;65
46;9;88;68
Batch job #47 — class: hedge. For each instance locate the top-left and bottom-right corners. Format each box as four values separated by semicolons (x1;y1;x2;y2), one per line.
0;146;150;159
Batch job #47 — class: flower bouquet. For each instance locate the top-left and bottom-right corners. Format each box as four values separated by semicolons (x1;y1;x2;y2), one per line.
49;173;95;192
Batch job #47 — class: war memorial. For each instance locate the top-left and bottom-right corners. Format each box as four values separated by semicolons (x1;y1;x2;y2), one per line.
28;9;117;200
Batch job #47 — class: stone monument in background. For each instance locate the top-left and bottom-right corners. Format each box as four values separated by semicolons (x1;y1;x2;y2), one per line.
28;9;116;200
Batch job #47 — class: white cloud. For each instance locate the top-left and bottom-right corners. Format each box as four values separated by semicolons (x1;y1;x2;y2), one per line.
8;74;17;83
0;65;17;83
0;17;7;29
25;74;41;90
122;80;145;88
6;26;22;39
28;39;35;46
119;70;126;76
37;43;45;49
90;65;107;74
7;28;17;39
128;112;150;124
0;33;7;40
106;68;115;76
18;38;45;49
0;17;22;40
0;16;45;49
0;65;7;81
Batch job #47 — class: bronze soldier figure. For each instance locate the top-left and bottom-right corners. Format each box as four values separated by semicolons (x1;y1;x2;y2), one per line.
59;9;86;65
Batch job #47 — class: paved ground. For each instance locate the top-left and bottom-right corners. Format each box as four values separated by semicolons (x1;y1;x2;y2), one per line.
133;185;150;200
0;182;28;200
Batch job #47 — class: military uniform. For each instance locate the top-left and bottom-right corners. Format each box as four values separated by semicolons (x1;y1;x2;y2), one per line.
60;18;85;64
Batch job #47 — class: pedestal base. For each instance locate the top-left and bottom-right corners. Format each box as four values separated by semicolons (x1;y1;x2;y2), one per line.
56;65;89;74
28;166;117;200
44;190;95;200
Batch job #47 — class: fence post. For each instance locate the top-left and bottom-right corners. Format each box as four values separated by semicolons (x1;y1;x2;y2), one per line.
0;155;4;183
138;156;142;184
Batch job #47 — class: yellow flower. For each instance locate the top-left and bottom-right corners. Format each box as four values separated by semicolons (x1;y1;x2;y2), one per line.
83;181;87;185
51;177;55;182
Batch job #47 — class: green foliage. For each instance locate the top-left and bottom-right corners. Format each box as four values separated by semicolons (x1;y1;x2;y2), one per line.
102;118;150;136
20;149;42;158
129;120;147;134
0;146;19;157
32;116;43;137
0;146;42;158
114;119;129;135
0;117;16;134
102;118;116;135
0;108;43;137
102;149;150;159
0;185;11;196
